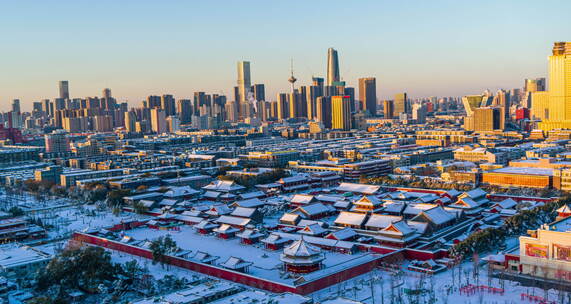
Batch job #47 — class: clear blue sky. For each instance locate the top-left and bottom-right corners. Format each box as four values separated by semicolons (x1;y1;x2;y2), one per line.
1;0;570;111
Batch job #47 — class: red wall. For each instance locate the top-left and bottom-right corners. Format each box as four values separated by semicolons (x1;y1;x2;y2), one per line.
72;232;387;295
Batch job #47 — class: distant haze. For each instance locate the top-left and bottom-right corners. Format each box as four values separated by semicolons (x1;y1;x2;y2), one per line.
1;0;569;111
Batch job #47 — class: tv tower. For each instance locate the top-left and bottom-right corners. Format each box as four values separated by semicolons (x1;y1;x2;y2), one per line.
288;58;297;93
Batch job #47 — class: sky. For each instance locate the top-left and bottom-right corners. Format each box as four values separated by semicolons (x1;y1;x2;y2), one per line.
0;0;570;111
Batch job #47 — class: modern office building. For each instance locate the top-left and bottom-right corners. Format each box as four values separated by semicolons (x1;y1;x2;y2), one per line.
394;93;408;116
536;42;571;130
237;61;251;104
59;80;69;100
358;77;377;116
177;99;193;124
316;96;332;129
252;84;265;101
331;96;352;130
326;48;340;86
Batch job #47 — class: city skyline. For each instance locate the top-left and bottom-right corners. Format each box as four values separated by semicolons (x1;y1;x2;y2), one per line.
1;0;570;111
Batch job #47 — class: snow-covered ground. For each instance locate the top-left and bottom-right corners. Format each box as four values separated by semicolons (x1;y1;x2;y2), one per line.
310;260;565;304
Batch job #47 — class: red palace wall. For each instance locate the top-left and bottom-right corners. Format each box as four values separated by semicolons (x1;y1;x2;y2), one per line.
72;232;389;295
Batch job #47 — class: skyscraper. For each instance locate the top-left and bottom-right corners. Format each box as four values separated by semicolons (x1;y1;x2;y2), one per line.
11;99;20;113
277;93;289;120
383;100;394;119
59;81;69;100
150;108;167;134
252;84;265;101
331;96;352;130
326;48;340;86
359;77;377;116
177;99;193;124
534;42;571;130
316;96;332;129
237;61;251;104
394;93;409;116
161;94;176;116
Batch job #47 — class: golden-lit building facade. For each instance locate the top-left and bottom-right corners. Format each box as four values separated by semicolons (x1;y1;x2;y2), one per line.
331;96;351;130
536;42;571;130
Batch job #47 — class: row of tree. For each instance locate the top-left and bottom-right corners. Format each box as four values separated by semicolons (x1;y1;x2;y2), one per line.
451;196;569;258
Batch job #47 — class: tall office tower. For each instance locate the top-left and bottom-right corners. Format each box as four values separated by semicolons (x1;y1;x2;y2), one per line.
42;99;53;117
59;81;69;100
412;104;426;124
124;111;137;133
33;102;43;113
193;92;207;116
45;130;70;153
534;42;571;130
277;93;289;119
160;94;176;116
237;61;251;116
493;89;511;126
11;99;20;113
331;96;352;130
383;100;394;119
306;85;321;120
258;101;271;121
344;87;356;112
150;108;167;134
233;86;240;103
146;95;161;108
297;86;308;118
326;48;340;86
359;77;377;116
177;99;193;124
316;96;332;129
288;91;301;119
252;84;265;101
394;93;409;116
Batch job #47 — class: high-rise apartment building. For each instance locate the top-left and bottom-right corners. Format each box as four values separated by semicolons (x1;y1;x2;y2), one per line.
11;99;20;113
359;77;377;116
59;81;69;100
383;100;394;119
124;111;137;133
177;99;193;124
161;94;176;116
277;93;289;120
331;96;352;130
326;48;340;86
535;42;571;130
252;84;265;101
146;95;161;109
150;108;166;134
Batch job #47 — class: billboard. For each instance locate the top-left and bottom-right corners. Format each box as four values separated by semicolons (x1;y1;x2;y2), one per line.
525;243;548;258
555;244;571;261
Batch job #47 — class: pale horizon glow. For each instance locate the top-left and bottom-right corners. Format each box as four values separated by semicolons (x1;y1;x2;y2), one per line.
1;0;570;111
